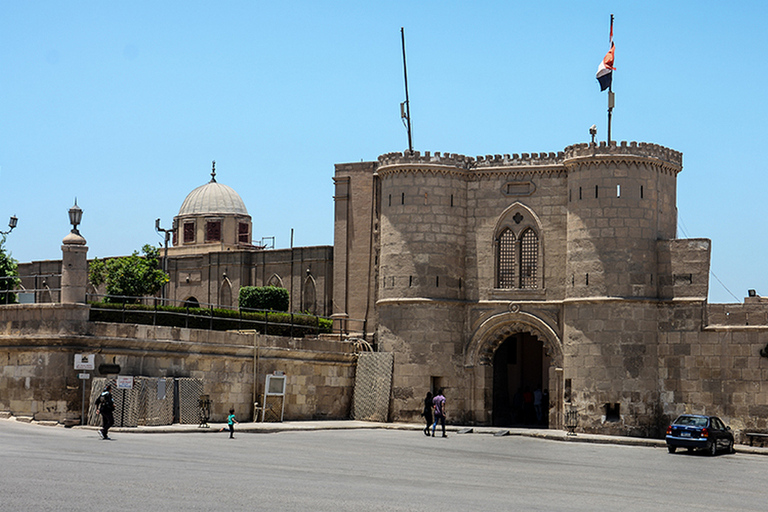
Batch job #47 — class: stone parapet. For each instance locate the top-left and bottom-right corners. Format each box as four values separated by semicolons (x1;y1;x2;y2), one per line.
563;141;683;171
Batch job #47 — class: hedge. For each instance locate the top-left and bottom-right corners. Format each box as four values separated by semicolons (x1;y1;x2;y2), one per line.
88;302;332;336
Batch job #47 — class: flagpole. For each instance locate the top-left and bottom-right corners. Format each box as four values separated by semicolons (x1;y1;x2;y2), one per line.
401;27;413;154
607;14;614;145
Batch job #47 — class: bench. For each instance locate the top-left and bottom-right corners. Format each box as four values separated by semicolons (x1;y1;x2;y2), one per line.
745;432;768;446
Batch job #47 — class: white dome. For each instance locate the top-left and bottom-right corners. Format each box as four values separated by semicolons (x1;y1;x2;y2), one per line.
178;180;248;216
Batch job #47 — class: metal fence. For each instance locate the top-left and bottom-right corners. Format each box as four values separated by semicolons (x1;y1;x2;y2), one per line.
0;273;61;304
87;292;367;340
88;377;205;427
0;274;369;340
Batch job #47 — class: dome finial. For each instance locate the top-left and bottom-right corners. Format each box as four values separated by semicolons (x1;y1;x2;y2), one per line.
211;160;217;183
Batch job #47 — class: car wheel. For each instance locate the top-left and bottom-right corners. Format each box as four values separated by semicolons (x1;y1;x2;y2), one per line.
727;440;735;454
667;445;676;454
709;441;717;456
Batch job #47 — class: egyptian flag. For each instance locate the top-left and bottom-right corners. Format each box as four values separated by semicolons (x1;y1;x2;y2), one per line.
596;42;615;91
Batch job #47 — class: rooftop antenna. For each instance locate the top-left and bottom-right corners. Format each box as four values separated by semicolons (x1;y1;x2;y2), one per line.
400;27;413;154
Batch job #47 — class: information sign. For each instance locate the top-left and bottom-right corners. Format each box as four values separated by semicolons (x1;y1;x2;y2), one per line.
116;375;134;389
74;354;95;370
78;373;90;380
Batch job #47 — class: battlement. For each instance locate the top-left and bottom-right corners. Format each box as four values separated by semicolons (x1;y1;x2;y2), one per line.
377;150;565;169
378;151;476;168
563;141;683;168
378;141;682;171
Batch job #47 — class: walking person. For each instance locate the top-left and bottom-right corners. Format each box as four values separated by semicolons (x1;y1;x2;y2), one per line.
95;384;115;440
431;388;447;438
220;408;238;439
422;391;433;436
534;388;544;424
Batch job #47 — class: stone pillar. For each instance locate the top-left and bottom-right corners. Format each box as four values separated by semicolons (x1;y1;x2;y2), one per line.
61;230;88;304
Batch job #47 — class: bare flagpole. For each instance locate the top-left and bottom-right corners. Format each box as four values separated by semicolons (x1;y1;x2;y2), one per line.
401;27;413;154
607;14;615;145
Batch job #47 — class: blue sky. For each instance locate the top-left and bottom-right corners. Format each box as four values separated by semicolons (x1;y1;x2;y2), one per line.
1;1;766;303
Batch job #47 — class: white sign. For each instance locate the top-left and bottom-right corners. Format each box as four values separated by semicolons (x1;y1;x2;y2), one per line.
74;354;95;371
116;375;134;389
78;373;90;380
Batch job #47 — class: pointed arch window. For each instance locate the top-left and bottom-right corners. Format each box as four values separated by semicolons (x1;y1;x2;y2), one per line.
520;229;538;289
497;229;516;288
494;205;542;290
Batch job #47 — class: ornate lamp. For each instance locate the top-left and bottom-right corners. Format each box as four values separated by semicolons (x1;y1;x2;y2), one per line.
68;200;83;235
0;215;17;236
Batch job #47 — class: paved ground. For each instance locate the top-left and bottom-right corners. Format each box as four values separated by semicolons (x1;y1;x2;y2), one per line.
0;420;768;512
3;416;768;511
6;412;768;455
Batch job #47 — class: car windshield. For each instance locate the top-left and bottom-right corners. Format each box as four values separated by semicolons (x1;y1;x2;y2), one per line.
674;416;708;427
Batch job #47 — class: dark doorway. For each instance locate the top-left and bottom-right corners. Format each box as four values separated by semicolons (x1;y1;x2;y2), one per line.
492;332;550;427
184;297;200;308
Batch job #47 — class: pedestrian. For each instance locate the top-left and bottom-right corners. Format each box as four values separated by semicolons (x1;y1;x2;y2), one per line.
422;391;433;436
432;388;447;438
220;408;238;439
95;384;115;440
534;388;543;424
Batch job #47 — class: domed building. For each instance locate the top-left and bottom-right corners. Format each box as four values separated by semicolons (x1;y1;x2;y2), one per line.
168;163;255;256
160;162;333;313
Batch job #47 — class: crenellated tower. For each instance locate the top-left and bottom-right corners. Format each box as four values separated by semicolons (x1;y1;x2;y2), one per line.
376;152;470;302
563;141;682;299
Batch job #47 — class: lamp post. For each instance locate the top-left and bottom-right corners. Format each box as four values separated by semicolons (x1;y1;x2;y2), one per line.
0;215;18;241
155;219;171;305
61;199;87;304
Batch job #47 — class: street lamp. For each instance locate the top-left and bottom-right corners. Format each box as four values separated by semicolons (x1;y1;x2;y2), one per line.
68;200;83;235
155;218;171;305
0;215;17;236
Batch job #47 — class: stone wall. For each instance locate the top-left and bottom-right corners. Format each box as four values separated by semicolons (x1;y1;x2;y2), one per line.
0;303;355;424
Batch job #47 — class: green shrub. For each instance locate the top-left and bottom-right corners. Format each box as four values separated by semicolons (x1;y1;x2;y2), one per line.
238;286;289;312
88;301;332;336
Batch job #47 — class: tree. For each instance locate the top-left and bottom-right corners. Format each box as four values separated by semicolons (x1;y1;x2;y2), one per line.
89;244;169;303
0;239;19;304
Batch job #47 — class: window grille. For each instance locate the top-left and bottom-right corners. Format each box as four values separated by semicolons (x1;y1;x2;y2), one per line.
520;229;538;288
497;229;516;288
183;222;195;243
238;222;249;244
206;221;221;242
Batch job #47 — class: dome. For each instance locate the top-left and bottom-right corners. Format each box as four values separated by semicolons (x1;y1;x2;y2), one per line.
178;176;249;217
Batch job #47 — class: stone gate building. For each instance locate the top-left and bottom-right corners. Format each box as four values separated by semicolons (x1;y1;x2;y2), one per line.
333;141;768;437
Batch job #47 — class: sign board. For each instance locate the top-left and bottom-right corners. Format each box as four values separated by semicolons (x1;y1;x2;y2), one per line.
78;373;90;380
116;375;134;389
74;354;95;371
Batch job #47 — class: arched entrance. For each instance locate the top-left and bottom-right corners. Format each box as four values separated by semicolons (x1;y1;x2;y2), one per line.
465;309;563;428
492;332;551;427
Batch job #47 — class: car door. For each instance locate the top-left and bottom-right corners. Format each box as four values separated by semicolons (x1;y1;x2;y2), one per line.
710;417;726;448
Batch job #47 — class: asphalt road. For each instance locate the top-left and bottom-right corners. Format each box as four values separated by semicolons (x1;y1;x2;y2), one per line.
1;420;766;511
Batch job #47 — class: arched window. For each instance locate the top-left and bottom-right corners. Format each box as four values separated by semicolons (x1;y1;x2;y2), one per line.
302;275;317;315
497;229;516;288
494;203;542;290
267;274;284;288
219;278;232;308
520;229;538;289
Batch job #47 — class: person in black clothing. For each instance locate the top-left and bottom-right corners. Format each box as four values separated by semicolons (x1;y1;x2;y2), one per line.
422;391;433;436
95;384;115;440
